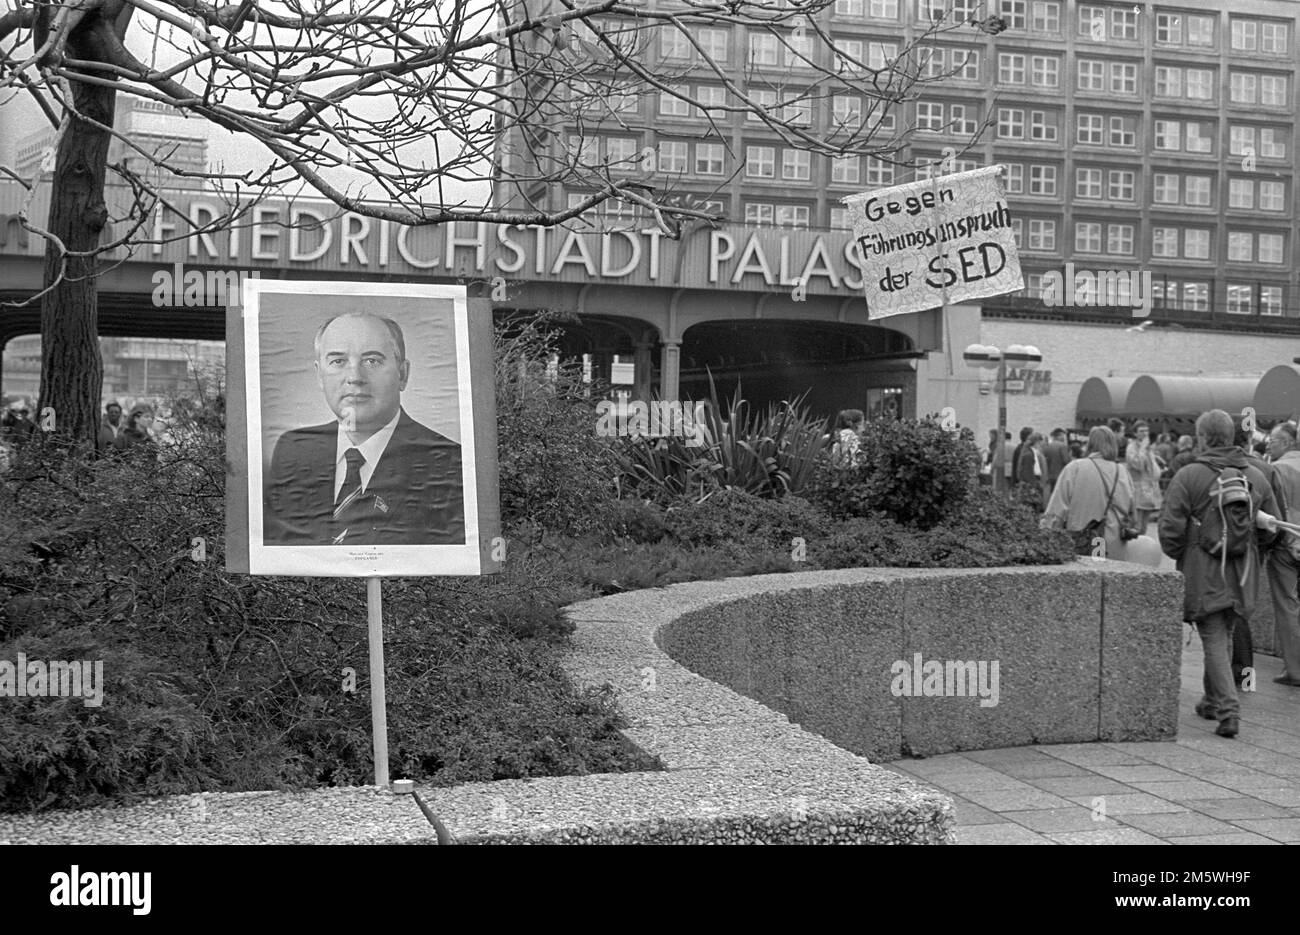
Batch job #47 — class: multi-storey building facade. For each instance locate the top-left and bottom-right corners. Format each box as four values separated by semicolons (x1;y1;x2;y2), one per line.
499;0;1300;325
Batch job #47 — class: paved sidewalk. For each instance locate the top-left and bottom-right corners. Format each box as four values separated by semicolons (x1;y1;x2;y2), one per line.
884;634;1300;844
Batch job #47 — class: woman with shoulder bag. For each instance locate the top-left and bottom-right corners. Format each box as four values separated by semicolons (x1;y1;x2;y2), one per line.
1040;425;1137;556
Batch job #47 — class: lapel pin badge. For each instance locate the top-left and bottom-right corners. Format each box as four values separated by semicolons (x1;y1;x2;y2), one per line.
374;495;389;514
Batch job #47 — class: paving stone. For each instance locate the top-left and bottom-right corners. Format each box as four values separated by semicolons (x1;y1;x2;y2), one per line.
956;823;1055;845
1177;798;1295;821
1065;793;1188;815
964;788;1078;812
1129;780;1243;801
1245;788;1300;808
1168;832;1282;845
948;797;1005;826
1090;764;1198;783
1039;744;1148;767
1046;827;1169;845
997;760;1096;780
1117;812;1240;838
1230;819;1300;842
1002;807;1109;834
1027;776;1134;797
925;772;1041;793
962;747;1060;767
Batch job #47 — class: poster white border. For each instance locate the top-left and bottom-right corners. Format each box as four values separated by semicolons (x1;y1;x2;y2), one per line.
242;279;482;576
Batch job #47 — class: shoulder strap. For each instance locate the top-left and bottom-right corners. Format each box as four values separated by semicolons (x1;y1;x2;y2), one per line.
1090;458;1117;522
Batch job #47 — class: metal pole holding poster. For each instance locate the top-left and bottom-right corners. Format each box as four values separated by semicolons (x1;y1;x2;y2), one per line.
367;577;389;788
226;282;504;794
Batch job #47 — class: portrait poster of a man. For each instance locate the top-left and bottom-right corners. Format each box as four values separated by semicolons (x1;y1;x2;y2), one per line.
231;281;494;577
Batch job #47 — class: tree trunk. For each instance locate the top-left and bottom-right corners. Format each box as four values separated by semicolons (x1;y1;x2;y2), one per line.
37;15;117;454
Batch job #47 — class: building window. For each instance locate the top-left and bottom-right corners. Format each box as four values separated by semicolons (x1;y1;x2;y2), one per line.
1108;116;1136;148
605;137;638;169
1078;5;1105;40
1152;227;1178;258
1028;218;1056;250
1184;229;1210;260
1075;221;1102;253
1187;15;1214;47
747;89;777;121
1226;284;1253;315
997;107;1025;139
1110;7;1137;40
1184;282;1209;311
1003;162;1023;193
1260;180;1285;211
999;53;1026;85
1076;167;1102;199
865;157;895;186
832;95;862;129
1077;113;1103;145
1231;19;1257;51
781;149;811;181
830;207;851;230
658;140;689;173
1260;128;1287;159
1259;233;1285;264
835;0;864;14
1230;72;1257;105
869;0;898;17
1261;75;1287;107
1183;175;1211;206
1029;164;1056;196
1010;217;1023;248
953;48;980;80
948;104;978;136
1107;224;1133;255
695;86;727;116
831;155;860;184
745;145;775;178
1000;0;1026;30
695;143;725;175
780;96;812;126
699;28;729;61
1030;55;1059;88
1154;67;1181;98
1077;59;1105;92
1109;62;1137;95
917;101;944;131
1228;178;1253;209
744;202;774;226
567;135;598;164
1186;121;1213;153
1261;287;1283;315
1107;169;1134;201
783;33;814;68
1262;22;1288;54
660;31;691;59
1153;174;1179;204
834;39;864;72
1031;1;1059;33
1154;120;1180;150
775;205;810;228
1029;110;1058;142
868;41;898;69
1155;13;1180;45
1186;69;1214;101
659;92;692;117
748;33;778;66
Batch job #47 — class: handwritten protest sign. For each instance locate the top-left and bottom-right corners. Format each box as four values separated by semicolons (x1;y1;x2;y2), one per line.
843;165;1023;319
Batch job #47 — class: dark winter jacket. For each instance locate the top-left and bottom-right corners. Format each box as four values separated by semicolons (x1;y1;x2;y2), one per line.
1159;447;1279;623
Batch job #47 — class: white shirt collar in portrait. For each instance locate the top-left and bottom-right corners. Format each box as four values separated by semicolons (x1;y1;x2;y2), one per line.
334;409;402;501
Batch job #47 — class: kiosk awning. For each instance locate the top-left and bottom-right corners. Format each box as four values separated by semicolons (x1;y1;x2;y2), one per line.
1253;365;1300;423
1125;375;1258;419
1076;376;1139;419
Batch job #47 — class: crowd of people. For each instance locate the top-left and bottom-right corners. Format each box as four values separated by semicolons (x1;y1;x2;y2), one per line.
0;398;161;470
833;406;1300;741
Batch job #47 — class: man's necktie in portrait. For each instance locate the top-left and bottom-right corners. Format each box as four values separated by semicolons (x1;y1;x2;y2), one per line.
263;312;465;546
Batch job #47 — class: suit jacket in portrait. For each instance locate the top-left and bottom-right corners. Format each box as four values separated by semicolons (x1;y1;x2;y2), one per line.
264;408;464;545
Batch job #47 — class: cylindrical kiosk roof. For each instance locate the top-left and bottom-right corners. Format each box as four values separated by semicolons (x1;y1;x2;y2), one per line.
1125;375;1258;420
1076;376;1139;420
1253;365;1300;424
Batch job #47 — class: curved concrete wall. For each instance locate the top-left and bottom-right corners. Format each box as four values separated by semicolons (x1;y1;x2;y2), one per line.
657;563;1185;763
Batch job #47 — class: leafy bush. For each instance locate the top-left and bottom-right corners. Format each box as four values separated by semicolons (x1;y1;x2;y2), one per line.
663;488;828;549
613;383;828;502
810;416;980;530
493;315;619;536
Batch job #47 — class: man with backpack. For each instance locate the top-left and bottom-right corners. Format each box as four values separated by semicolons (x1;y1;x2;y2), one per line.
1159;409;1281;739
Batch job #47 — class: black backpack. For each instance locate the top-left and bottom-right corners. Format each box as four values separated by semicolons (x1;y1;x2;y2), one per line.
1193;464;1256;584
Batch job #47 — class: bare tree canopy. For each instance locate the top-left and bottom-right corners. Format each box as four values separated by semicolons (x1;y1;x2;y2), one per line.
0;0;998;447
